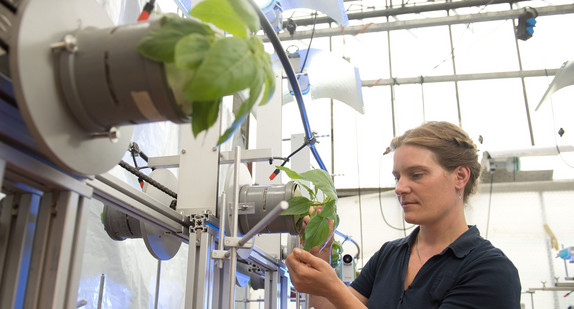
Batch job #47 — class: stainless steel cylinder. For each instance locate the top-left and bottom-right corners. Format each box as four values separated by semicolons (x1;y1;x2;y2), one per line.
238;181;302;235
56;19;189;132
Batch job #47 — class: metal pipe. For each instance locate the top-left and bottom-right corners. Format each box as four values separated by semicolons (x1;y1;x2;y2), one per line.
238;201;288;246
97;274;105;309
218;191;227;269
510;3;535;145
154;260;161;309
228;146;241;309
291;0;528;26
363;68;560;86
249;0;328;172
268;4;574;41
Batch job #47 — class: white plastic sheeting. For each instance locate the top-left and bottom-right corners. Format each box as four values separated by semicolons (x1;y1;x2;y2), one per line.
76;122;187;308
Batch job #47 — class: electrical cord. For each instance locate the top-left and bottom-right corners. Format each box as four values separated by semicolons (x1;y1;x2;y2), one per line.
378;150;415;233
137;0;155;22
248;0;327;174
119;160;178;207
548;87;574;169
485;172;494;239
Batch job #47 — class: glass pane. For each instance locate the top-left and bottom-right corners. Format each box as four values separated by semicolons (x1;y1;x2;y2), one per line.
458;78;532;149
517;14;574;71
333;86;394;188
391;26;454;77
451;20;519;74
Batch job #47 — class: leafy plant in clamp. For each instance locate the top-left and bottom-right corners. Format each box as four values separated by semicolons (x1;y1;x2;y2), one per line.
137;0;275;145
277;166;339;252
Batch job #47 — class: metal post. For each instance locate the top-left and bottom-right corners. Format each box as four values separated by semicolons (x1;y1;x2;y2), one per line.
446;10;463;127
218;191;227;269
187;229;217;308
238;202;288;246
0;193;40;309
229;146;242;309
97;274;105;309
155;260;161;309
0;158;5;190
511;4;535;145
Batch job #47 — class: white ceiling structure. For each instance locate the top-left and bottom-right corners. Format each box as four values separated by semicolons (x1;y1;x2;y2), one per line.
141;0;574;192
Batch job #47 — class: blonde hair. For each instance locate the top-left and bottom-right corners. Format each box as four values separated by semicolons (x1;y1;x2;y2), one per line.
390;121;481;202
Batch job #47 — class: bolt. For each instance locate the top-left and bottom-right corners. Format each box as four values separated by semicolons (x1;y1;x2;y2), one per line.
91;127;119;143
181;149;186;154
50;34;78;53
225;239;230;245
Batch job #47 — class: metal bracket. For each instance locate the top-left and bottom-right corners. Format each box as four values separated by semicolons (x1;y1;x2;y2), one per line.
212;249;230;260
224;237;254;249
236;202;255;215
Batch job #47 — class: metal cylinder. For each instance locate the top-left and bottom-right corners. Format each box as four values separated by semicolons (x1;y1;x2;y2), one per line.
238;181;302;235
56;19;189;132
101;205;142;240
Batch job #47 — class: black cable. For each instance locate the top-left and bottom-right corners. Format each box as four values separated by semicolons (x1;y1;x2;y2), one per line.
299;11;317;74
248;0;327;173
378;152;415;232
0;0;16;14
269;140;310;180
119;160;177;199
485;172;494;239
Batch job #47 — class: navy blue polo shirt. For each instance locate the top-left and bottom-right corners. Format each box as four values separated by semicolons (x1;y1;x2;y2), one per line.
350;226;521;308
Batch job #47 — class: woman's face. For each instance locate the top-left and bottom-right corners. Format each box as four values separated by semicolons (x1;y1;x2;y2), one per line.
392;144;460;226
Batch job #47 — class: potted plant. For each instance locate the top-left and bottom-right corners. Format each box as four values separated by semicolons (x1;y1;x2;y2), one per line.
277;166;339;253
137;0;275;144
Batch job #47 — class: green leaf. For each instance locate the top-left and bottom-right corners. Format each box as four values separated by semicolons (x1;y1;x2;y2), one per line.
299;169;337;201
216;68;263;145
137;15;214;63
318;199;336;218
174;33;212;70
276;166;303;180
191;99;221;137
189;0;249;38
304;216;330;251
297;182;315;201
164;63;194;115
228;0;260;33
185;36;257;102
281;196;313;216
248;37;275;105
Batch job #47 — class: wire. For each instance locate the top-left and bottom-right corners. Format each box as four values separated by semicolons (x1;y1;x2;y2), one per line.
378;150;415;232
137;0;155;22
355;115;365;267
119;160;178;200
249;0;328;174
0;0;16;14
299;12;317;74
548;85;574;169
485;172;494;239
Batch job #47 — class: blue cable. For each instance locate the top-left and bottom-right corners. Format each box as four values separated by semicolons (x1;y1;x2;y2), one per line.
250;1;328;173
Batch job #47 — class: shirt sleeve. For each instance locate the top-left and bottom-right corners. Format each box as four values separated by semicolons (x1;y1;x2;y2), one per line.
350;243;386;299
439;252;522;309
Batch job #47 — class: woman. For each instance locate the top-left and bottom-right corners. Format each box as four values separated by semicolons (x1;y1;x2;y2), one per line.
285;121;521;308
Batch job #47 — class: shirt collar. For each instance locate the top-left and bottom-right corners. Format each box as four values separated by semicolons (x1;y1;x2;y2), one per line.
403;225;482;259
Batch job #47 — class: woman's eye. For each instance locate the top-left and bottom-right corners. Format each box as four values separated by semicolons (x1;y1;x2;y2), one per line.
411;173;423;179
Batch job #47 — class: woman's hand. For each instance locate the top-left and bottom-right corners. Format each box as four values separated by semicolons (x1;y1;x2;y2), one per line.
285;248;344;297
301;206;335;261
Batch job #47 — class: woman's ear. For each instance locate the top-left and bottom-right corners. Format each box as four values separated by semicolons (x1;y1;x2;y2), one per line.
454;166;471;191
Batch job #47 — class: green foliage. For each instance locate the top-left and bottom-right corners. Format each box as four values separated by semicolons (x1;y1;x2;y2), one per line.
277;166;338;252
137;0;275;145
331;240;343;268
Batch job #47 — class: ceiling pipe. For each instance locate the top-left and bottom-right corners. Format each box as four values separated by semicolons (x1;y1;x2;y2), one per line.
286;0;529;26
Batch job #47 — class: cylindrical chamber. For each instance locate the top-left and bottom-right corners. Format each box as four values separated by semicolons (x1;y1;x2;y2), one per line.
237;181;302;236
56;19;189;132
101;205;142;240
